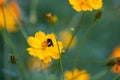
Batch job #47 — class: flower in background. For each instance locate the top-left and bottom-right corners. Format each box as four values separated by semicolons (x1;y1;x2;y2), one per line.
0;0;21;32
27;57;41;72
69;0;103;12
0;0;6;5
27;57;49;72
27;31;63;65
59;30;77;49
64;69;90;80
109;46;120;74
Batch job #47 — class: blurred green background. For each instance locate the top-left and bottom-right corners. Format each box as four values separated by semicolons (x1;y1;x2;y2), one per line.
0;0;120;80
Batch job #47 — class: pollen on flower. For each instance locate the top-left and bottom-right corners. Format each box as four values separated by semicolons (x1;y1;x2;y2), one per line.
69;0;103;12
27;31;63;64
42;41;48;48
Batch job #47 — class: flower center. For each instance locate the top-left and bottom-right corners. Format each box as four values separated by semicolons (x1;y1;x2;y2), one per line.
41;38;54;48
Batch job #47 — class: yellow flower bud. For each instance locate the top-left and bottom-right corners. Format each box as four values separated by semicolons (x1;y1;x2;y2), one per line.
46;12;58;24
95;11;102;19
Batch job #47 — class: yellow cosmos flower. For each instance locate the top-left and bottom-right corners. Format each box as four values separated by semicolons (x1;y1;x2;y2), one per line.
69;0;103;12
64;69;90;80
59;30;77;49
0;1;21;32
27;31;63;64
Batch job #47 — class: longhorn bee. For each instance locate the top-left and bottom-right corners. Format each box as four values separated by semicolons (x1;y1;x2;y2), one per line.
9;54;16;64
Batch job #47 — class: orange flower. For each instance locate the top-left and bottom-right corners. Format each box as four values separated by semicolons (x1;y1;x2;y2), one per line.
0;0;6;5
108;46;120;74
9;1;21;19
111;46;120;58
0;1;21;32
112;64;120;74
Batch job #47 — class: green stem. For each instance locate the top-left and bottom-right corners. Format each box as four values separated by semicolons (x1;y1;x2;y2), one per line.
65;12;84;53
1;20;27;80
29;0;39;24
0;5;27;80
91;68;111;80
112;74;120;80
0;34;4;79
51;25;64;80
74;18;97;68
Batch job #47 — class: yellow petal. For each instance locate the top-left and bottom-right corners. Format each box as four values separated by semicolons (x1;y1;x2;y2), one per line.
77;70;90;80
50;52;60;59
35;31;46;41
58;41;63;52
27;37;41;48
0;6;17;32
88;0;103;10
42;57;52;63
82;4;93;11
64;69;90;80
69;0;82;5
27;48;45;59
64;71;73;80
27;48;38;57
72;5;82;12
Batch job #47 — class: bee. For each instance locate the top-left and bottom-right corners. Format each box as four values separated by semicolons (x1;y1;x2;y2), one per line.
107;57;120;71
9;54;16;64
47;38;54;47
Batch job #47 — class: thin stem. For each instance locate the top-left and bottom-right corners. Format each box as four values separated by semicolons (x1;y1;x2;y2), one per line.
65;12;84;53
91;68;111;80
1;17;27;80
112;74;120;80
51;25;64;80
29;0;39;24
0;34;4;79
0;5;27;80
74;18;97;68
